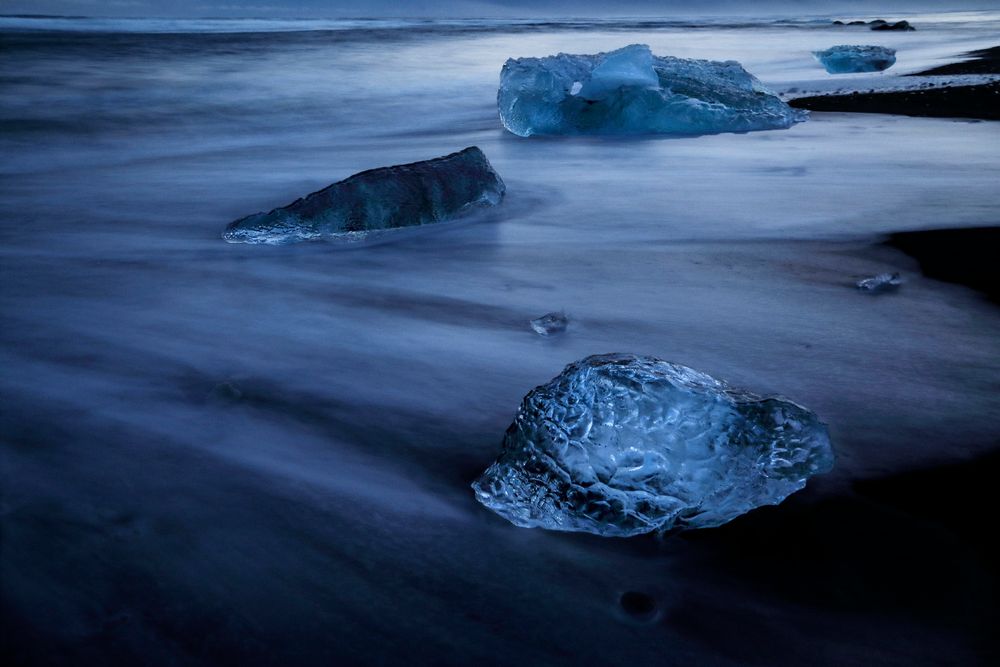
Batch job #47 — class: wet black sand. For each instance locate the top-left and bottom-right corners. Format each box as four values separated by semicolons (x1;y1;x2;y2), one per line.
908;46;1000;76
788;81;1000;121
789;45;1000;120
886;227;1000;303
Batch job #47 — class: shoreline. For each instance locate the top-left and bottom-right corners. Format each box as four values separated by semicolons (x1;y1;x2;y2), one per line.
788;45;1000;121
788;81;1000;121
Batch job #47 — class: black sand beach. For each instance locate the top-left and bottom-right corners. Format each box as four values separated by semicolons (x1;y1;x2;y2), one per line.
789;45;1000;120
887;227;1000;303
789;81;1000;121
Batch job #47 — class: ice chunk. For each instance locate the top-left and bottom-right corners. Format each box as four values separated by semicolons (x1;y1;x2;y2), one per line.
856;272;902;292
223;147;505;244
472;354;833;537
530;312;568;336
497;44;806;137
576;43;659;99
814;45;897;74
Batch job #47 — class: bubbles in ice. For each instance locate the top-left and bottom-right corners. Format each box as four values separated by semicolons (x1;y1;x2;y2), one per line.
472;354;834;537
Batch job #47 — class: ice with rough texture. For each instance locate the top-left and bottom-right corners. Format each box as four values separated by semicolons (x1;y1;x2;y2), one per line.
856;272;903;292
223;147;505;244
497;44;806;137
472;354;834;537
530;312;568;336
814;45;897;74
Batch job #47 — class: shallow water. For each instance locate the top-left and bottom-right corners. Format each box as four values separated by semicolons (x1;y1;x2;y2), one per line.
2;12;999;666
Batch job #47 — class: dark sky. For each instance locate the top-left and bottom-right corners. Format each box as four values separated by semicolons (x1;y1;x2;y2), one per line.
0;0;981;18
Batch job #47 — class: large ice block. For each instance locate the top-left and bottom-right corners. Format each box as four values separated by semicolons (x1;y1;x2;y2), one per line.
473;354;833;537
224;147;505;244
814;45;896;74
497;44;806;137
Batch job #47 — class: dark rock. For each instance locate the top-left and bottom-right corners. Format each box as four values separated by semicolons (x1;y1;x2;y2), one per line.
872;20;915;31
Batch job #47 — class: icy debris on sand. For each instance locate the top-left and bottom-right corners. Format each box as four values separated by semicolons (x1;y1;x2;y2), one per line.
472;354;834;537
497;44;807;137
223;147;505;244
814;45;896;74
857;272;902;292
530;312;568;336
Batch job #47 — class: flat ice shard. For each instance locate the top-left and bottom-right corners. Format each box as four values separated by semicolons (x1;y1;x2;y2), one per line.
856;272;902;292
223;147;505;244
530;312;568;336
472;354;833;537
814;45;896;74
497;44;806;137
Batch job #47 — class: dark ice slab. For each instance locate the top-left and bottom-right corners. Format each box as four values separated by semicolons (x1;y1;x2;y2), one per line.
224;146;505;244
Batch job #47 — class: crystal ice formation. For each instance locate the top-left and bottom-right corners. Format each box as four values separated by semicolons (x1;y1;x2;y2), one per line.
223;147;505;244
856;272;902;292
472;354;833;537
814;45;897;74
497;44;806;137
530;312;568;336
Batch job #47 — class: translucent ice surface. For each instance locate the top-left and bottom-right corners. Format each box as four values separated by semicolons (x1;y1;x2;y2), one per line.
223;147;505;244
497;44;806;137
473;354;834;537
814;45;897;74
856;272;903;292
530;312;568;336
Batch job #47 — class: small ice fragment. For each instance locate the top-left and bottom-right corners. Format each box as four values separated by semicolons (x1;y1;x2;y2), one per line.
223;147;505;244
813;45;896;74
530;312;568;336
472;354;834;537
856;272;902;292
498;44;807;137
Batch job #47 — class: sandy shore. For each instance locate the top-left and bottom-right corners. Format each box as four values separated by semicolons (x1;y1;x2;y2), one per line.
789;81;1000;120
789;46;1000;120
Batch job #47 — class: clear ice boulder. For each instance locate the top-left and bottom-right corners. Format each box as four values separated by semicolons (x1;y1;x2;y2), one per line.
497;44;807;137
223;147;505;244
530;312;568;336
814;45;897;74
473;354;833;537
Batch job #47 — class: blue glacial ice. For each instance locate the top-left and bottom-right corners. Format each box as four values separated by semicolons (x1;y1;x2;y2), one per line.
497;44;807;137
472;354;833;537
856;272;902;292
814;45;897;74
530;312;568;336
223;146;505;244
